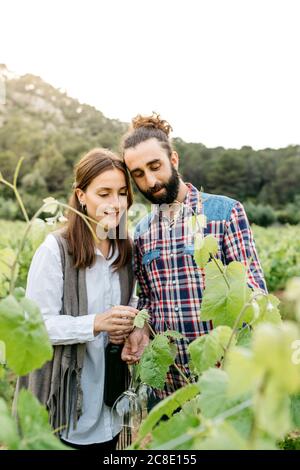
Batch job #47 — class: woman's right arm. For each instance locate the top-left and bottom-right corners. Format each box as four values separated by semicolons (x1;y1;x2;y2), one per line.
26;235;97;346
26;235;137;345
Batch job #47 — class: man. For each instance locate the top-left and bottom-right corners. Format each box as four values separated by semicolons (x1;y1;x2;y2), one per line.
121;113;267;396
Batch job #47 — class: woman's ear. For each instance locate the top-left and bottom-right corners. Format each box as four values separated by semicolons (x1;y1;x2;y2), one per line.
75;188;85;205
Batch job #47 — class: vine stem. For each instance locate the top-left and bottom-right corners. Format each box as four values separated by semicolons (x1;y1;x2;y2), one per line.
222;291;267;368
1;157;29;223
6;199;100;295
153;398;253;450
173;363;190;385
1;160;109;292
146;321;191;384
146;322;156;339
211;255;230;288
248;372;269;449
178;197;231;289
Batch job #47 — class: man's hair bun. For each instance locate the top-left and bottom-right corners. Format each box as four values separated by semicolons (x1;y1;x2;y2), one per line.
131;112;173;137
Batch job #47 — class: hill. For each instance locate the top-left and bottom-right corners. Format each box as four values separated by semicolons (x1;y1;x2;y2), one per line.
0;65;299;224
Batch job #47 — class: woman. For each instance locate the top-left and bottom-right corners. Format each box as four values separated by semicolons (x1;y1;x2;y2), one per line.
14;148;138;450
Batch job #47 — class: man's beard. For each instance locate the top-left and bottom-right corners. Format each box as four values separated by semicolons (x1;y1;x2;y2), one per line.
139;164;180;205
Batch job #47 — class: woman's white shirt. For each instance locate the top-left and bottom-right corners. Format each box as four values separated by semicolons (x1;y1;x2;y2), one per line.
25;233;137;445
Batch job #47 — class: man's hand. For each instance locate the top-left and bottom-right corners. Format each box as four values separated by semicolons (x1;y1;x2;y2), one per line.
108;330;130;345
121;325;150;365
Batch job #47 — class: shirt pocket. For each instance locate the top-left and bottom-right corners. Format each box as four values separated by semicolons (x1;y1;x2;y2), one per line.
141;249;161;266
182;244;204;288
141;249;162;296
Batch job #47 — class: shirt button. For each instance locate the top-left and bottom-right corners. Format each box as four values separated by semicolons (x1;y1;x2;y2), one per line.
174;306;179;312
172;280;176;285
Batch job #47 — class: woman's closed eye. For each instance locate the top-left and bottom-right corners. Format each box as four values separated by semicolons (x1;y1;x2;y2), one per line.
98;191;128;198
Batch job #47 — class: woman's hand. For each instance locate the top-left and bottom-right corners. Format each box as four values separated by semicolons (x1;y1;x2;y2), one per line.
93;305;138;336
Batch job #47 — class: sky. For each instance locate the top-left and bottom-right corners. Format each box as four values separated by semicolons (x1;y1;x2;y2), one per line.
1;0;300;149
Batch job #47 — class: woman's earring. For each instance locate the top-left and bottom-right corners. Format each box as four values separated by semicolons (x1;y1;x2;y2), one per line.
80;201;86;213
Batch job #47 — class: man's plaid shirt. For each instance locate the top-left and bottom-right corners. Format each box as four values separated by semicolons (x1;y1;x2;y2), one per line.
133;183;267;396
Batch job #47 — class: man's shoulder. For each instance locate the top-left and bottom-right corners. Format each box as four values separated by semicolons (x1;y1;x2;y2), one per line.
202;191;239;222
133;191;241;239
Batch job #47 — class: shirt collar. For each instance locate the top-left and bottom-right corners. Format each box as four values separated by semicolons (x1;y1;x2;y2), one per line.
150;182;202;222
95;242;118;264
182;183;201;211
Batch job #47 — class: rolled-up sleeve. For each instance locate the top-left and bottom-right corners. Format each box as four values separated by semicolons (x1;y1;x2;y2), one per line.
26;236;97;345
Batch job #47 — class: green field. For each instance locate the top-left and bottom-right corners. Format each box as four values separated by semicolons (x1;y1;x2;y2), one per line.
253;224;300;292
1;218;300;450
1;219;299;294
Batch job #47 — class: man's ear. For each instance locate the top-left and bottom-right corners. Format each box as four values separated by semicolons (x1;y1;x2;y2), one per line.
170;150;179;170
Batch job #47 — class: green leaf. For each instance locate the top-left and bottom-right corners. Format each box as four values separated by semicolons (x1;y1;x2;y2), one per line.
134;308;150;328
162;330;185;340
29;218;47;250
194;235;218;268
236;325;252;348
201;260;252;327
198;368;236;418
285;278;300;321
188;326;234;375
226;322;300;438
133;383;200;446
17;390;69;449
0;340;5;364
0;295;53;375
0;247;19;284
198;368;253;439
139;334;176;389
200;260;228;324
150;407;200;450
252;322;300;394
252;293;282;326
189;335;221;375
212;325;235;349
228;403;253;439
197;418;276;449
192;214;207;231
13;287;26;301
226;347;261;397
196;421;249;450
290;393;300;428
255;381;292;439
0;398;19;449
42;197;59;215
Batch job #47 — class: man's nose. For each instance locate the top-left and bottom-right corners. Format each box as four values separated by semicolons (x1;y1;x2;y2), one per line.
145;172;157;188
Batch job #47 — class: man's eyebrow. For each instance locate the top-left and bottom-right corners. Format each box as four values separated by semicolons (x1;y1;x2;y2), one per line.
130;159;161;174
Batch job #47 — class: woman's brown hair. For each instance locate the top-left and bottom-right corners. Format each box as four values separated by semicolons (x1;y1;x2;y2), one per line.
121;112;173;157
63;148;133;270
